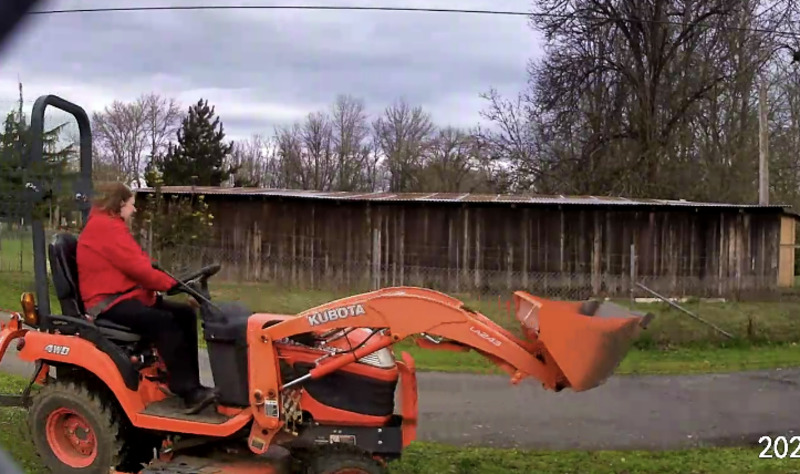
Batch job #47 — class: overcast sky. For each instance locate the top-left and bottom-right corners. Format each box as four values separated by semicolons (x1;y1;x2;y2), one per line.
0;0;543;142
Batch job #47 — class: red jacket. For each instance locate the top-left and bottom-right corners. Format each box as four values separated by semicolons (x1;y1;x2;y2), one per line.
76;206;176;314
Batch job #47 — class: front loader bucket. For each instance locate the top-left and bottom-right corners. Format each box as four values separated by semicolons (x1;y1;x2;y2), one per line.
514;292;654;392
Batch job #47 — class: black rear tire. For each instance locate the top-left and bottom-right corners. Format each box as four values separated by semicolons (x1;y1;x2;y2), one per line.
28;380;124;473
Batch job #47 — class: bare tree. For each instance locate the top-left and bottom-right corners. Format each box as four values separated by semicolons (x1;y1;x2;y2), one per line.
265;96;381;192
330;94;375;191
142;93;182;161
472;0;798;202
372;98;435;192
419;126;493;192
273;122;307;189
300;110;336;190
477;89;549;193
228;134;275;187
92;93;183;187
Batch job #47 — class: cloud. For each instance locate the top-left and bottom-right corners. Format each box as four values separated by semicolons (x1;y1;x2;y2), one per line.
0;0;543;142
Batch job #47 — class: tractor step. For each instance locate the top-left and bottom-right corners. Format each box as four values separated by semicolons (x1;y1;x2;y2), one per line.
0;394;26;407
142;397;230;424
132;452;288;474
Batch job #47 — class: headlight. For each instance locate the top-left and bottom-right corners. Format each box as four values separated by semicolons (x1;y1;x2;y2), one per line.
20;292;39;327
358;348;396;369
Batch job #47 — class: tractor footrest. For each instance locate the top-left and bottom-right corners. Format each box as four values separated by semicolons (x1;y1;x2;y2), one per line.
142;397;229;424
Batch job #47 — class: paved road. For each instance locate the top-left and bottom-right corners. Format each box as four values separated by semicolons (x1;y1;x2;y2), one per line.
2;345;798;451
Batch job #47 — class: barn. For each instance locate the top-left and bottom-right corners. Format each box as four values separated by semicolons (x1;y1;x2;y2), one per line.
133;186;800;300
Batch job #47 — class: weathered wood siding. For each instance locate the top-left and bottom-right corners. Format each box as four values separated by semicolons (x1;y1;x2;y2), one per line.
149;195;794;298
779;216;797;287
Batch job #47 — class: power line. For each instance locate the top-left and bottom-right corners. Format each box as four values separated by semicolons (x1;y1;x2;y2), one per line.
25;4;800;39
30;5;530;17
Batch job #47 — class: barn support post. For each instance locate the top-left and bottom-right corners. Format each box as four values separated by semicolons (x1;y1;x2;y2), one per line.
559;208;565;273
371;210;381;290
604;211;612;293
399;207;406;286
244;223;251;281
741;213;750;291
309;204;315;288
689;215;696;291
449;211;456;292
462;207;469;291
506;214;513;290
592;212;602;295
734;213;743;297
420;206;429;287
252;220;262;281
629;243;636;303
522;208;530;289
391;211;396;286
383;210;389;287
290;209;297;286
344;207;351;286
717;214;724;296
364;204;372;290
474;208;482;291
541;212;548;292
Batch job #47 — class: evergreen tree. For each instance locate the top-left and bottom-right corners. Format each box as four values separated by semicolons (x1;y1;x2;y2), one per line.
155;98;236;186
0;85;76;222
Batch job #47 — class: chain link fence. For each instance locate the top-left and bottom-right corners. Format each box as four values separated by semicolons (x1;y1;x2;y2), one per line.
3;224;799;302
2;224;800;346
134;238;799;302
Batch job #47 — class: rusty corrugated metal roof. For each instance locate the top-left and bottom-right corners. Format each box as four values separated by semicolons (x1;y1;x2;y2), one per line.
133;185;797;214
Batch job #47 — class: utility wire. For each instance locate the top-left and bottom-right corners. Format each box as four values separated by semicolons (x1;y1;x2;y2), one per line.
30;5;531;16
25;4;800;38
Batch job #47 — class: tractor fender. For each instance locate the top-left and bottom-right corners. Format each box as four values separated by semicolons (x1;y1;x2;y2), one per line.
16;331;147;418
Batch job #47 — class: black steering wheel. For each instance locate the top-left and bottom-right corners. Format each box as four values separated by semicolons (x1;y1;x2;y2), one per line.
175;263;221;285
166;263;222;297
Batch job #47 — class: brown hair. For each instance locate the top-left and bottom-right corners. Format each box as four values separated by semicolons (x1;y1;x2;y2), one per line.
92;182;133;215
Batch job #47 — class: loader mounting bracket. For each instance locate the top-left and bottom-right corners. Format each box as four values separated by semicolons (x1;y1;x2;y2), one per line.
290;415;404;459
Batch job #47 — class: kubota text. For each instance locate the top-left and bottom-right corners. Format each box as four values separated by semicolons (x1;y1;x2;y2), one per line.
307;304;366;326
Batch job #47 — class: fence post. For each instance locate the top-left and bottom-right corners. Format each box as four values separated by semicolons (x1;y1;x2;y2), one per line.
629;243;636;303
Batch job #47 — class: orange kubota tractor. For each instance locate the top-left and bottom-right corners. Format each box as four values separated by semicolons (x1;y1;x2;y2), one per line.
0;96;655;474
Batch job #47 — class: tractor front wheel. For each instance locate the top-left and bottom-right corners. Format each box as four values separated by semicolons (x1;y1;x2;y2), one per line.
298;444;387;474
28;381;125;473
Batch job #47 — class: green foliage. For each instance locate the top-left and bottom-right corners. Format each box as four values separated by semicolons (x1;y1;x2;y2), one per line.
150;98;236;186
134;166;215;270
0;99;78;223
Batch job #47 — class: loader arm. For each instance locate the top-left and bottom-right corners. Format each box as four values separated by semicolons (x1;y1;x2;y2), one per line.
272;287;566;389
247;286;652;447
260;287;651;391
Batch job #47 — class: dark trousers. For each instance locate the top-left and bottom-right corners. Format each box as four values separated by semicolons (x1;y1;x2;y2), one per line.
98;297;202;397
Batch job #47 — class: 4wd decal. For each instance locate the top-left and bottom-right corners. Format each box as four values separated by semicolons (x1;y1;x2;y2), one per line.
44;344;70;356
307;304;366;327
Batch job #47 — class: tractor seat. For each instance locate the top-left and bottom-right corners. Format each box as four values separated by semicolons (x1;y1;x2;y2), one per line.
48;232;141;343
93;319;141;343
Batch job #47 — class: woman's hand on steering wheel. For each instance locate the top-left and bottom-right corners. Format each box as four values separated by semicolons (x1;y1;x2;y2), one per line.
187;295;200;310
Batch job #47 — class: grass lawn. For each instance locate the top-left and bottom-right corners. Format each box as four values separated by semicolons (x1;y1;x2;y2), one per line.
176;278;800;376
1;267;800;377
394;339;800;375
0;373;795;474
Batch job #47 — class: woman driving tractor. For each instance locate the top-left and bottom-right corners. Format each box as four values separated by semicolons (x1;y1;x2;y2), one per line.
76;182;216;411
